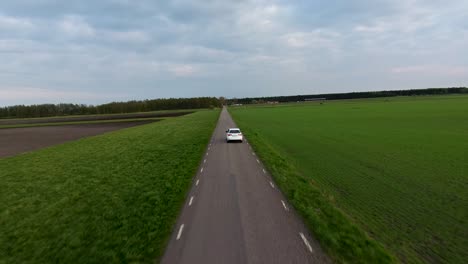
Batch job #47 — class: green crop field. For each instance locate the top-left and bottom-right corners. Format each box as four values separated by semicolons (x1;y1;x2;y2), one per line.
230;95;468;263
0;109;220;263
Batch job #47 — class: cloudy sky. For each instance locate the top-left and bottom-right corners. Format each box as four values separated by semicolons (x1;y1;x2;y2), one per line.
1;0;467;106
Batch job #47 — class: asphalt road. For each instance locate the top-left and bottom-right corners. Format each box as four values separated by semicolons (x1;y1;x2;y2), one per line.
161;108;330;264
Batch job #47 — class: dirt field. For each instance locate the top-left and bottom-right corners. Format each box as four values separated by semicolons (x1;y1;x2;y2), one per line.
0;121;155;158
0;111;192;126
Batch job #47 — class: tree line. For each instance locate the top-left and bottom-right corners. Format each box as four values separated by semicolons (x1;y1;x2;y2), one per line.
227;87;468;104
0;97;221;119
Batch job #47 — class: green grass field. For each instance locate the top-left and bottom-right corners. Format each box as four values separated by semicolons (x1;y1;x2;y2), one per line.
0;110;220;263
230;95;468;263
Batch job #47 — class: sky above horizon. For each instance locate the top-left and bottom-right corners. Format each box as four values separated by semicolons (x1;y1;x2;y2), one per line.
1;0;467;106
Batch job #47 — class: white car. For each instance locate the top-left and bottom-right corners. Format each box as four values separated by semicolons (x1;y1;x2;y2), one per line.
226;128;243;143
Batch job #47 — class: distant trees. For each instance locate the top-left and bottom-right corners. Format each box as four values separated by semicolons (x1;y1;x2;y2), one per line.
227;87;468;105
0;97;221;119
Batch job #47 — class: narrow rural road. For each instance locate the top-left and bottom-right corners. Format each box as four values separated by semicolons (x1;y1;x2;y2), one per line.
161;108;330;264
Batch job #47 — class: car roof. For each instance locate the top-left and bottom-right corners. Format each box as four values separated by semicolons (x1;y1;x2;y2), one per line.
228;128;240;130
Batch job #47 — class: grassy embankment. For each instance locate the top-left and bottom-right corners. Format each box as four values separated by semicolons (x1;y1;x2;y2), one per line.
230;95;468;263
0;109;220;263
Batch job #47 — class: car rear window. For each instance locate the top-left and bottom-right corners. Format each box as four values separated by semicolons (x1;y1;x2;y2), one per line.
229;130;240;133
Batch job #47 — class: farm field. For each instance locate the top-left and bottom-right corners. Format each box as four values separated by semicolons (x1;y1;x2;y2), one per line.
0;121;157;158
229;95;468;263
0;109;193;127
0;109;220;263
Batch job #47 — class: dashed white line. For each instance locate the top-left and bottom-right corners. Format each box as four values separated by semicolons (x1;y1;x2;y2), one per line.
200;167;204;173
262;169;266;174
256;159;260;164
176;224;185;240
206;152;209;156
204;159;206;163
189;196;194;206
281;200;289;211
270;181;275;188
208;147;211;150
299;232;313;253
252;152;256;156
196;179;200;186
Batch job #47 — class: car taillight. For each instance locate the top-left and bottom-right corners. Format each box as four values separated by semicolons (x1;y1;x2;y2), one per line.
228;133;231;136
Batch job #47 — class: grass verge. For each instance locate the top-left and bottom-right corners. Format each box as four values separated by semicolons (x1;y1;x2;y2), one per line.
0;109;220;263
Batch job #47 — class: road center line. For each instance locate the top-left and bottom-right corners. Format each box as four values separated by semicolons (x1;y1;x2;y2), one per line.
196;179;199;186
281;200;288;211
204;159;206;163
189;196;194;206
299;232;313;253
270;181;275;188
176;224;185;240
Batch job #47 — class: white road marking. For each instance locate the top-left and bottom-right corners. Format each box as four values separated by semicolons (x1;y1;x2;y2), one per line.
256;159;260;164
196;179;200;186
206;152;208;156
262;169;266;174
176;224;185;240
281;200;288;211
300;232;313;253
204;159;206;163
208;147;210;150
189;196;194;206
270;181;275;188
252;152;256;156
201;167;204;173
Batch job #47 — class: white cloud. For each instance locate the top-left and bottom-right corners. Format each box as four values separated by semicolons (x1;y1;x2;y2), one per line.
0;14;34;31
168;64;198;77
282;30;341;50
391;65;468;77
0;87;124;105
353;24;387;33
106;30;150;43
58;15;95;37
235;3;289;34
284;33;307;47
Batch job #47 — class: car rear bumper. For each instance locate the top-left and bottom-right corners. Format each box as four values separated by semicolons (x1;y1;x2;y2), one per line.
227;136;243;141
